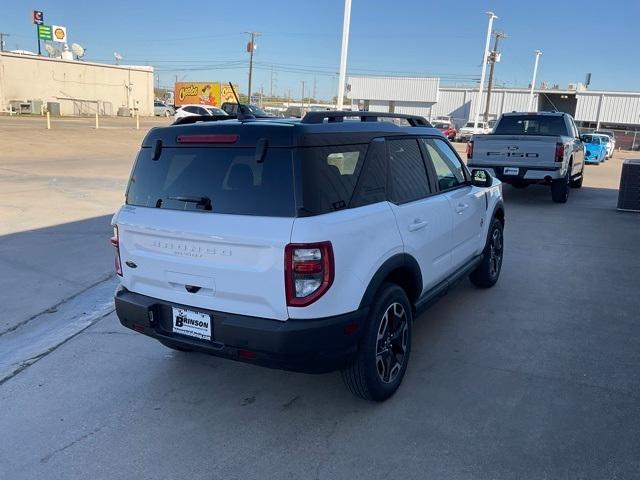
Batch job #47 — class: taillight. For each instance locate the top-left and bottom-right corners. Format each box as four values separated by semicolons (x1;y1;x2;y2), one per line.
285;242;334;307
111;225;122;276
555;142;565;162
466;140;474;159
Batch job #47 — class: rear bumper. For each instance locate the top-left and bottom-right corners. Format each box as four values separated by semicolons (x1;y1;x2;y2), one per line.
114;287;368;374
468;163;562;184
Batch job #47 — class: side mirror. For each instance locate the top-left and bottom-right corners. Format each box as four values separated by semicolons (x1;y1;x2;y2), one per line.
471;169;492;188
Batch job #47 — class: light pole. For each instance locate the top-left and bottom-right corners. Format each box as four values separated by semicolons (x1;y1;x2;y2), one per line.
336;0;352;110
528;50;542;112
473;11;498;129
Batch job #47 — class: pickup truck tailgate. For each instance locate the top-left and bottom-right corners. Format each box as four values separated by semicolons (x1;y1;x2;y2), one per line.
472;135;559;168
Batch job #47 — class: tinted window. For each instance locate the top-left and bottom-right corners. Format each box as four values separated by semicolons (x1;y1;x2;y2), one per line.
387;139;430;203
126;147;295;217
298;144;367;214
494;115;569;136
583;135;599;144
351;139;387;208
183;106;197;114
421;138;467;191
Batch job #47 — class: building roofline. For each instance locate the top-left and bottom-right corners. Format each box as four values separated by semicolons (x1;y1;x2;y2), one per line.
0;51;153;73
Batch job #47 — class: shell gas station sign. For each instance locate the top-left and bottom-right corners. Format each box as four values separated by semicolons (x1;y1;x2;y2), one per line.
174;82;239;107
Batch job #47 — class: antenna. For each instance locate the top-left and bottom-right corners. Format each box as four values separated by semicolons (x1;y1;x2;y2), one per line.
228;82;255;121
71;43;85;60
114;52;123;64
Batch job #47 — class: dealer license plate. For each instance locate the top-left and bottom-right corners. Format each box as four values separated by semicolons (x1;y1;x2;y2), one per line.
172;307;212;341
503;167;520;175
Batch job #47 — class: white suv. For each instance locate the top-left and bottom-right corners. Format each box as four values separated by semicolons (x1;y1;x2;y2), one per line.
112;111;505;401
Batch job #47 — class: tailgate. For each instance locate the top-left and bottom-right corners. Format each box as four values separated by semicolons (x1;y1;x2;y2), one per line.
116;206;293;321
472;135;560;167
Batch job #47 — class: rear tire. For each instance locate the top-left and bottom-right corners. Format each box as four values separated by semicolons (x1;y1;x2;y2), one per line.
469;218;504;289
551;167;571;203
341;283;412;402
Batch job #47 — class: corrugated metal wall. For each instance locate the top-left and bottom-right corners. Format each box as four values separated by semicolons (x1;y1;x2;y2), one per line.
574;94;600;122
347;76;439;102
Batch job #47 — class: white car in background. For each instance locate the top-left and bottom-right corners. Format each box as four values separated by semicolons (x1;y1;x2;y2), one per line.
457;121;492;142
594;130;616;158
174;104;228;120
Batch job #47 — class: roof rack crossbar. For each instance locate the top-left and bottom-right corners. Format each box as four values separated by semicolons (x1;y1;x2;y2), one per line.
172;115;236;126
301;110;431;127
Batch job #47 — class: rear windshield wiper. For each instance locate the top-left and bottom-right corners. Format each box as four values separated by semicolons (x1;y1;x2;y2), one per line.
167;195;212;211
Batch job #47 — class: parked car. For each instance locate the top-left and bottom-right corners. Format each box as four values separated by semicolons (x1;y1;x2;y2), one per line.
220;102;273;117
457;121;491;142
467;111;585;203
594;130;616;158
581;134;607;164
433;121;457;141
174;104;228;120
111;111;505;401
154;101;175;117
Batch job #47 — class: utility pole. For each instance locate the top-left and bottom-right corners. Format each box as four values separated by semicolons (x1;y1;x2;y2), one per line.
0;33;9;52
269;65;274;98
301;81;306;113
336;0;352;109
473;11;498;129
244;31;260;104
313;76;317;102
528;50;543;112
483;31;505;122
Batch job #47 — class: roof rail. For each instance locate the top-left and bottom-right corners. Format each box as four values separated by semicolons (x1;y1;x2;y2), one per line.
301;110;432;127
172;114;236;126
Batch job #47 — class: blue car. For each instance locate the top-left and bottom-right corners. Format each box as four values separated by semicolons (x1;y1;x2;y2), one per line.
582;134;607;164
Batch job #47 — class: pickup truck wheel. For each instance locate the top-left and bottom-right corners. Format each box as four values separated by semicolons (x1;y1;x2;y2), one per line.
469;218;503;288
551;168;570;203
341;283;412;402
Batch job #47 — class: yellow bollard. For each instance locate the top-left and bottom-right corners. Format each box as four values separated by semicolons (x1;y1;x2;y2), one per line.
46;111;51;130
95;112;99;129
136;110;140;130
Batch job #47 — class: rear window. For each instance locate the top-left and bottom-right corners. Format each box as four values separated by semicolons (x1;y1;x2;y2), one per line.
126;147;295;217
495;115;568;136
297;144;368;215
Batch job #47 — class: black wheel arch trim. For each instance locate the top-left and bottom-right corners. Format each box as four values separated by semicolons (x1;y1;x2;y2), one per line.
491;200;505;225
358;253;422;310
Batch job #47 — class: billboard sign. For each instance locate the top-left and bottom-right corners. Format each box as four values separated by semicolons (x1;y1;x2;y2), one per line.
37;25;52;41
52;25;67;43
220;84;239;104
33;10;44;25
174;82;221;106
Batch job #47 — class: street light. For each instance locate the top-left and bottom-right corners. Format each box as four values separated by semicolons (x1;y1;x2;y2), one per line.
528;50;542;112
473;11;498;129
336;0;352;110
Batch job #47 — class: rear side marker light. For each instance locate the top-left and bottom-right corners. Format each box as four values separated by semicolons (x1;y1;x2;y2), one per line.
176;134;239;144
285;242;334;307
111;225;122;276
238;349;257;360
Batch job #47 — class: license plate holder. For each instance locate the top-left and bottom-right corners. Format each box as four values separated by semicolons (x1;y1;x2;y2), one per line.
172;307;212;341
503;167;520;176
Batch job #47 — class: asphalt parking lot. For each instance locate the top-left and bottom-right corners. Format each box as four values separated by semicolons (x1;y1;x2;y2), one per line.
1;116;639;479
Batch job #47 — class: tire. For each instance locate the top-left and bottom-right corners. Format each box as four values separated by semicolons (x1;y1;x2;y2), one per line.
571;164;584;188
469;218;504;289
341;283;412;402
160;340;193;352
551;166;571;203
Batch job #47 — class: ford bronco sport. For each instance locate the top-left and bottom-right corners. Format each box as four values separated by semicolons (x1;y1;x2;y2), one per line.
112;111;505;401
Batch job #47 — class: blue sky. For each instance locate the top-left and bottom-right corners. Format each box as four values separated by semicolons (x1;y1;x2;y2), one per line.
3;0;639;99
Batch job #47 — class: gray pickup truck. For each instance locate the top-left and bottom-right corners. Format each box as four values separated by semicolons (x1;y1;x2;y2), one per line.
467;112;585;203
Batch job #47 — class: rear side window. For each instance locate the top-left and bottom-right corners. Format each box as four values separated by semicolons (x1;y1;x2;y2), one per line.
126;147;295;217
494;115;569;136
387;138;431;203
298;144;367;215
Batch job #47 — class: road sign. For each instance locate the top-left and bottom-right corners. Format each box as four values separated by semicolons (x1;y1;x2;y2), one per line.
33;10;44;25
37;25;52;41
52;25;67;43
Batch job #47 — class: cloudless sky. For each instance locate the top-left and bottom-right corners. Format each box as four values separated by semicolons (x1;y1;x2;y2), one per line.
3;0;640;99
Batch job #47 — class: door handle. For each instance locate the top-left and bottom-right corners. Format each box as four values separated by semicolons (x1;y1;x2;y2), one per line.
408;219;428;232
455;203;469;214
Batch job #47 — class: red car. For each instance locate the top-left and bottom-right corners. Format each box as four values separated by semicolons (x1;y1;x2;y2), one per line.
433;121;457;141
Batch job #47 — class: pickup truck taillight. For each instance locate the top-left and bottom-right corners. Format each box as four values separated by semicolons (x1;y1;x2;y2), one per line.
555;142;565;162
285;242;334;307
466;140;474;159
110;225;123;276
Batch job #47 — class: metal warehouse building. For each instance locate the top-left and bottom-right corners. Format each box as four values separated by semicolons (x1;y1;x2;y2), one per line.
347;75;640;147
0;52;154;116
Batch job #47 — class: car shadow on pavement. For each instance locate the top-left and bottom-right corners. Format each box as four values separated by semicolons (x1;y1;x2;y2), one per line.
0;214;114;335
